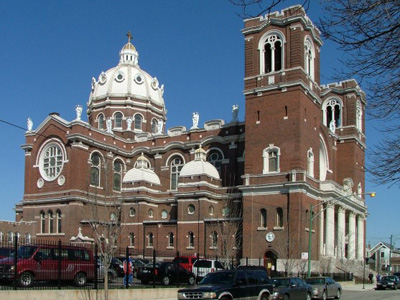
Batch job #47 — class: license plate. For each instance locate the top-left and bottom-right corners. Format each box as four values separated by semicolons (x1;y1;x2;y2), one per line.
143;270;149;273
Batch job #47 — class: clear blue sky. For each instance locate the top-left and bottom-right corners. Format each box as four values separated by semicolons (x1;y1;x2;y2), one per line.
0;0;397;247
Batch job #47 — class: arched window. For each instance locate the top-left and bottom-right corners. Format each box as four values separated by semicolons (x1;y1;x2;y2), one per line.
98;114;105;130
134;114;143;130
0;231;3;242
260;33;283;74
323;99;342;130
188;232;194;248
48;210;54;233
168;232;174;247
307;148;314;178
129;207;136;217
114;112;123;129
276;208;284;228
207;150;223;174
319;137;329;181
211;231;218;248
7;231;13;243
260;209;267;228
151;119;158;134
90;153;101;186
356;101;362;132
263;145;280;173
113;159;123;191
56;209;62;233
148;232;154;247
170;156;184;190
304;37;315;80
129;233;135;247
15;232;20;242
40;211;46;233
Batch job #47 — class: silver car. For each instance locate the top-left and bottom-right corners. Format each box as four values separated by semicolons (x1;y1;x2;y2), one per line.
305;277;342;300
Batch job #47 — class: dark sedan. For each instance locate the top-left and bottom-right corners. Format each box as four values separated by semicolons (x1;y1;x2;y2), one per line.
137;262;195;286
376;275;400;290
305;277;342;299
271;277;313;300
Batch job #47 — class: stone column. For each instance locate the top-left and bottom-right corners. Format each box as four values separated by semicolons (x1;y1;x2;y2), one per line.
337;207;346;260
325;204;335;256
319;206;325;256
357;215;365;260
348;212;356;260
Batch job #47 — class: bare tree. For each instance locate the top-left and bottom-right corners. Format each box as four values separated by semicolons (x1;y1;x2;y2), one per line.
275;231;301;276
318;0;400;186
85;155;124;300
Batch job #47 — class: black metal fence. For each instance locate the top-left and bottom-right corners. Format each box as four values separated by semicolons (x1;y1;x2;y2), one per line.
0;237;353;290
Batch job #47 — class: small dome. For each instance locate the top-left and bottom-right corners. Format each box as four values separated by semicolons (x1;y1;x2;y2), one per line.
123;154;161;185
179;147;220;180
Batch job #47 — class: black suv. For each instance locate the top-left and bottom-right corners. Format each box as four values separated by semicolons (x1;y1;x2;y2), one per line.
177;266;273;300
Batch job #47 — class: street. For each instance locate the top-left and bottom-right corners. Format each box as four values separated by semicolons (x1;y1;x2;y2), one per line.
342;289;400;300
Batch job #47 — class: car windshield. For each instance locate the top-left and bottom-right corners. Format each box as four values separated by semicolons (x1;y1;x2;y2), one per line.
200;272;235;285
306;278;325;285
272;278;290;287
382;276;396;281
17;246;37;259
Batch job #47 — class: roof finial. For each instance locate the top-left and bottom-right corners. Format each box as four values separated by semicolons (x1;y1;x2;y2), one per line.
126;31;132;44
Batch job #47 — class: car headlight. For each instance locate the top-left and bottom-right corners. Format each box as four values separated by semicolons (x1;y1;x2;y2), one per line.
313;288;319;296
388;282;394;285
202;292;217;298
177;292;185;299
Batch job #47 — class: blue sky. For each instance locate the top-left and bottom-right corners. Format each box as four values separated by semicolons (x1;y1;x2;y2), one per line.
0;1;397;247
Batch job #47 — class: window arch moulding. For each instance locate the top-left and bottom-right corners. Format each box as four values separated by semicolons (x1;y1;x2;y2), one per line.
258;30;286;75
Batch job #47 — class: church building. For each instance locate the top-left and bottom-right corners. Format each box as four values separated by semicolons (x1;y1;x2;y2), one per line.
6;5;368;274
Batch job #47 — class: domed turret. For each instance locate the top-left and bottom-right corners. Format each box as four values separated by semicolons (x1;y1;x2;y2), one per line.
179;147;220;180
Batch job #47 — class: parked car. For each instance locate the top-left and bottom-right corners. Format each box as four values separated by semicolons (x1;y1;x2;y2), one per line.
172;255;198;272
376;275;400;290
192;259;224;281
305;277;342;299
178;266;273;300
137;261;195;286
97;259;118;283
110;257;124;277
271;277;313;300
131;258;148;277
0;245;95;287
0;247;13;259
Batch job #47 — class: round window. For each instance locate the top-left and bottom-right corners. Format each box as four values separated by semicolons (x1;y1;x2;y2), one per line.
134;73;143;84
115;71;125;82
39;142;64;181
187;204;195;215
161;209;168;219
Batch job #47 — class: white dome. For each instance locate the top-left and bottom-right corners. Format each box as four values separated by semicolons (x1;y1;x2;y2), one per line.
88;41;165;107
179;148;220;180
123;154;161;185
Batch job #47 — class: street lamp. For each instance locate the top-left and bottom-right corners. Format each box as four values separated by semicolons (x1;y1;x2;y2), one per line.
307;192;376;278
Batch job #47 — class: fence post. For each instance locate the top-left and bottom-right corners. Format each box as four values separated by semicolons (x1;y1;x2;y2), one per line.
94;244;98;290
125;246;129;289
152;249;156;288
13;235;18;290
58;240;62;289
246;257;248;266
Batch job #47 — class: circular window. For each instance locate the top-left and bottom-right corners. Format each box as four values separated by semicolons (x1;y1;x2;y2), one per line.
39;142;64;181
161;209;168;219
187;204;195;215
208;205;214;215
134;73;144;84
115;71;125;82
148;209;154;218
130;207;136;217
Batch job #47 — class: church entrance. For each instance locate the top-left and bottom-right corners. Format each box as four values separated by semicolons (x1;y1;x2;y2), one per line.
264;251;277;277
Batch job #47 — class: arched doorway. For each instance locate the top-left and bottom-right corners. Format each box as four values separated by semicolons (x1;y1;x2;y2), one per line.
264;251;278;277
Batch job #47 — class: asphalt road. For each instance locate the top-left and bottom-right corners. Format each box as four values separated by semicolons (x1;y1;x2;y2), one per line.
342;289;400;300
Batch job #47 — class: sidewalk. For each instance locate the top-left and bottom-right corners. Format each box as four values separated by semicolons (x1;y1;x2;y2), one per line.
341;282;376;291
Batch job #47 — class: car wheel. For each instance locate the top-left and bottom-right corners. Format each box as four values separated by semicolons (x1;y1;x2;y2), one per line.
283;295;290;300
335;289;341;299
188;276;195;285
260;293;269;300
18;271;34;287
162;276;170;286
306;292;312;300
322;290;327;300
74;272;87;287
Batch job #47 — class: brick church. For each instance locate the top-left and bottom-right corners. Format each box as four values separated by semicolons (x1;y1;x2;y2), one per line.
4;5;368;274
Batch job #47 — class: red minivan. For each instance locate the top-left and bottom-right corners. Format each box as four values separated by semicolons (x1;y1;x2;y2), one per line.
0;244;95;287
172;256;198;272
